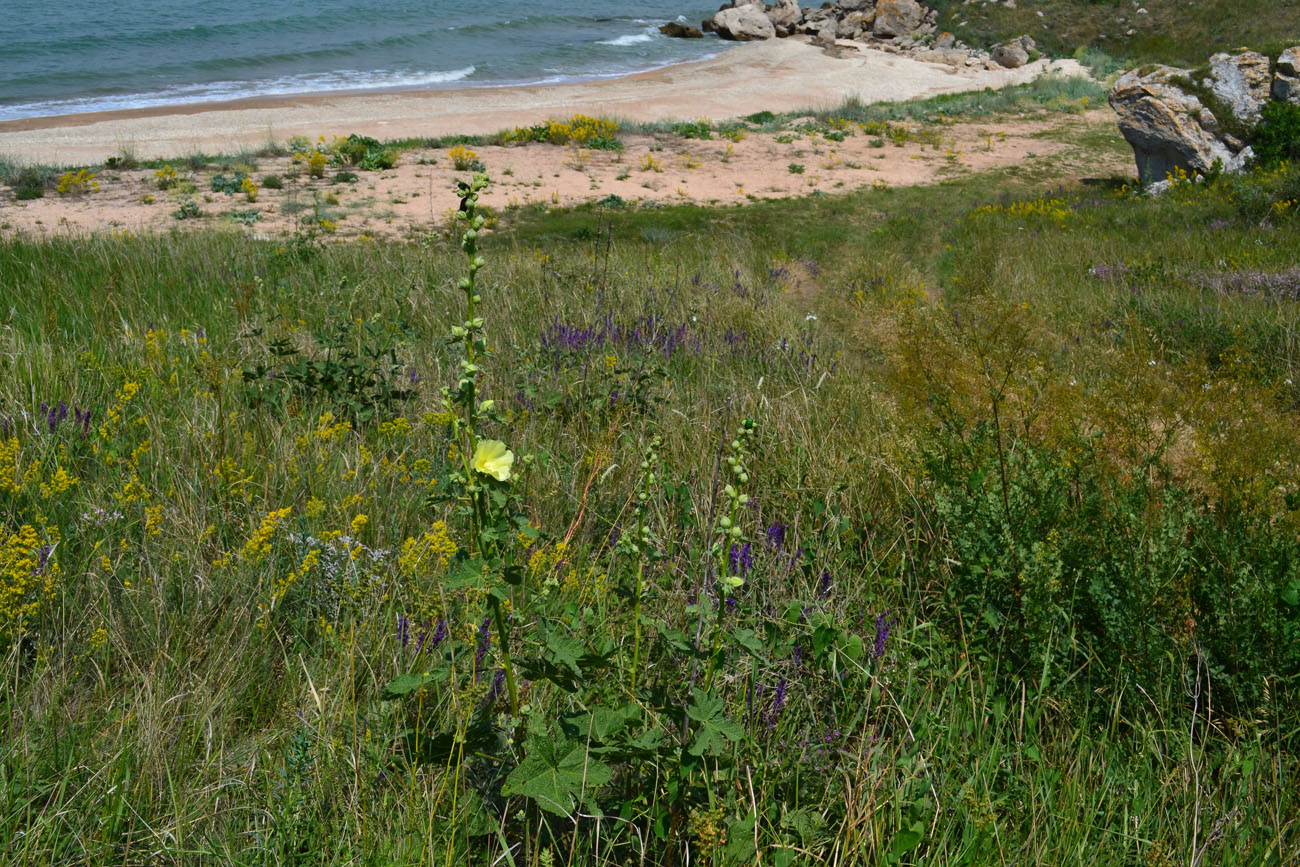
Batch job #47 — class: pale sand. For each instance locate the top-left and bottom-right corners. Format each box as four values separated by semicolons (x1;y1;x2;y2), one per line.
0;37;1087;165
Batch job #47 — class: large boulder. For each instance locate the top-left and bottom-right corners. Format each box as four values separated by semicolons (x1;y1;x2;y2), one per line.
1206;50;1272;122
837;10;874;39
1109;66;1252;183
765;0;803;36
707;5;777;40
660;22;704;38
991;41;1029;68
800;6;838;35
872;0;924;37
1272;46;1300;105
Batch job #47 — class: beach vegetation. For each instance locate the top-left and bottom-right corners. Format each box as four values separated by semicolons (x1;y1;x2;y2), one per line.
210;171;249;195
639;152;663;172
153;164;178;190
330;133;398;171
262;173;284;190
171;198;202;219
672;118;714;140
241;176;259;203
788;163;805;174
449;145;482;172
54;169;99;196
497;114;622;150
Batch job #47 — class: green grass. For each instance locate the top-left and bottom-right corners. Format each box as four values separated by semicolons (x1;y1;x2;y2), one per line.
0;150;1298;866
930;0;1300;68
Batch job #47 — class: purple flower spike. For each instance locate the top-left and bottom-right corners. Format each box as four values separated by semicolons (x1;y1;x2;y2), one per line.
872;611;893;660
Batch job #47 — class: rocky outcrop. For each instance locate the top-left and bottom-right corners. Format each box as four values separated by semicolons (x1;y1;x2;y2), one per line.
700;0;944;46
707;5;777;40
660;22;704;38
766;0;803;36
1206;50;1271;122
1271;46;1300;105
1109;65;1254;184
872;0;924;38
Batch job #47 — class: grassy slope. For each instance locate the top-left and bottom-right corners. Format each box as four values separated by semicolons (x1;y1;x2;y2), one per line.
931;0;1300;67
0;122;1298;864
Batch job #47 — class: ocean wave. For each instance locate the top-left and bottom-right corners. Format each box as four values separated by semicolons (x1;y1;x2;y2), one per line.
0;66;476;121
597;31;657;47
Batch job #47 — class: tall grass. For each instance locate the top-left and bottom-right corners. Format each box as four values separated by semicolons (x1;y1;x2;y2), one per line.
0;157;1297;864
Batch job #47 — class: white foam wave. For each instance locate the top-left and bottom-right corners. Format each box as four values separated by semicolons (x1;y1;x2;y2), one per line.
0;66;476;121
597;30;657;47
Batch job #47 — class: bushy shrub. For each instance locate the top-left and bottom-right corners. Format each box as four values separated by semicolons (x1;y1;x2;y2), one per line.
1251;100;1300;168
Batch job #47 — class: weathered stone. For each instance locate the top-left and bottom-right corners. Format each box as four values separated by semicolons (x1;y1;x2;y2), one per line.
1274;73;1300;105
837;10;874;38
1109;66;1252;184
1278;46;1300;77
766;0;802;35
813;23;838;48
872;0;923;37
1205;50;1272;122
991;42;1029;69
834;0;874;11
709;5;777;40
1274;47;1300;105
914;47;969;68
660;22;704;38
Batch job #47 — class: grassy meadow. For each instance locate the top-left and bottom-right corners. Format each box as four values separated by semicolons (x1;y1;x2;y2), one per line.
2;98;1300;865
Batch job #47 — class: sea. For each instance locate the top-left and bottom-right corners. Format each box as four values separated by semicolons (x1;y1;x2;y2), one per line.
0;0;722;121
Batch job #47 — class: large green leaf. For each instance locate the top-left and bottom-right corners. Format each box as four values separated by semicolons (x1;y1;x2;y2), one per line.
686;689;743;757
502;734;612;816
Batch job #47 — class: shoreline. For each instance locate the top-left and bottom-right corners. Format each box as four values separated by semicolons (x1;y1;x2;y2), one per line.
0;38;1086;166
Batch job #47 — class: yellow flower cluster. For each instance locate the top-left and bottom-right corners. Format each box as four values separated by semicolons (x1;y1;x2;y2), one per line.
262;547;321;626
56;169;99;196
239;507;293;566
0;525;60;636
449;145;479;171
397;521;458;576
99;380;141;441
973;196;1074;223
38;467;79;499
0;438;20;495
498;114;620;147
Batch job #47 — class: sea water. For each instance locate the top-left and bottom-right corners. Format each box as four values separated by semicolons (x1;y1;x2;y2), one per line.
0;0;720;121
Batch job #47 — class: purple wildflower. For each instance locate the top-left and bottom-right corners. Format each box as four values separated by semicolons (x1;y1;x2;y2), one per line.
818;570;832;598
765;521;787;550
397;614;411;648
35;544;52;574
474;616;491;678
728;542;753;576
872;612;893;660
75;408;92;438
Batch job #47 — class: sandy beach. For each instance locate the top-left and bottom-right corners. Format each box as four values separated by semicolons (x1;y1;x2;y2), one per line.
0;37;1085;165
0;37;1125;241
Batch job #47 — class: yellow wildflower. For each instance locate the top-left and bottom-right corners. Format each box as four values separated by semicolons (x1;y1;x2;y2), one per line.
473;439;514;481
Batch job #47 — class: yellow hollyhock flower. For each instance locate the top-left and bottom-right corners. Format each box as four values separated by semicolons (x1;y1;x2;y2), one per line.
473;439;514;481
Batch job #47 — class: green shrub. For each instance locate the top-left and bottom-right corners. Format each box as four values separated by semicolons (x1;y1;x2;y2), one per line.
210;172;248;195
261;174;284;190
1251;100;1300;168
332;134;398;171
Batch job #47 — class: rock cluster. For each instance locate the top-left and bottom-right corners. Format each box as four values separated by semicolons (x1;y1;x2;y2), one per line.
1108;48;1300;184
680;0;1036;70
